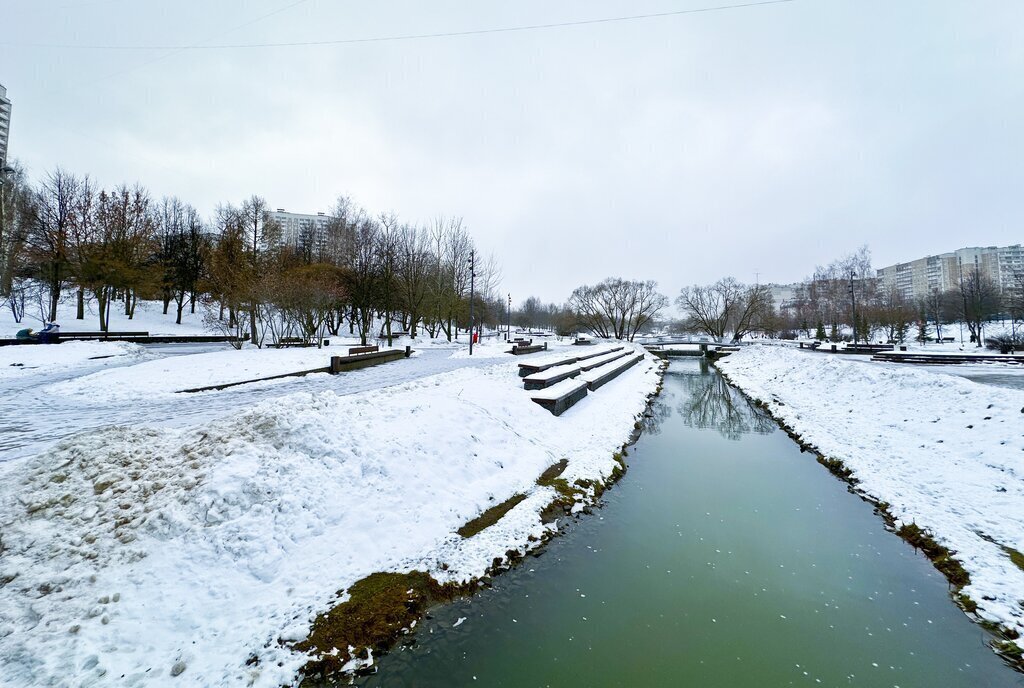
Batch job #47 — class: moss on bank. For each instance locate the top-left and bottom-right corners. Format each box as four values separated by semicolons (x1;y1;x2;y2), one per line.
296;356;668;685
295;571;468;684
457;494;528;538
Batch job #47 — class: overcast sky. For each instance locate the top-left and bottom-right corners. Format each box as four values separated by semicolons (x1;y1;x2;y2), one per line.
2;0;1022;306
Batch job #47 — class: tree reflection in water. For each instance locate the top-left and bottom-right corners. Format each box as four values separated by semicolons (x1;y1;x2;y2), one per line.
667;360;776;440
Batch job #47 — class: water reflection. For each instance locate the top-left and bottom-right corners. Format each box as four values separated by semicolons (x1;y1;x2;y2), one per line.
667;360;775;440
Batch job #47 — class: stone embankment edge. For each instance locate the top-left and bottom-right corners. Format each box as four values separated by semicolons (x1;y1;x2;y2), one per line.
712;361;1024;672
293;357;670;685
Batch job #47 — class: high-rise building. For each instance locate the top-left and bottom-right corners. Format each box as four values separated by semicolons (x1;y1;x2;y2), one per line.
266;208;331;249
876;245;1024;301
0;84;11;166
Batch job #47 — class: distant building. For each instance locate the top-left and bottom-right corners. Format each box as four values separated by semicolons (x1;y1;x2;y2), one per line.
266;208;331;249
0;84;11;166
767;283;800;314
876;245;1024;301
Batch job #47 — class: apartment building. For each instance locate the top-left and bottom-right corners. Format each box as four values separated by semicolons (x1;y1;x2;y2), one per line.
0;84;11;166
266;209;331;249
876;245;1023;301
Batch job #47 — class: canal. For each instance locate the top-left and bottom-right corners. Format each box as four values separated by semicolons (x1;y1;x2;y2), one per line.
356;359;1022;687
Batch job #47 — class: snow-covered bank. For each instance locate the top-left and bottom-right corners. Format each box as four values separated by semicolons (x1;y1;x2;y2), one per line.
46;345;394;401
716;346;1024;653
2;298;211;338
0;341;148;380
0;350;661;687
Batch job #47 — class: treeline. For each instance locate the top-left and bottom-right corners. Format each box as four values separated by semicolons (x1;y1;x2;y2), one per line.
0;165;505;346
675;247;1024;346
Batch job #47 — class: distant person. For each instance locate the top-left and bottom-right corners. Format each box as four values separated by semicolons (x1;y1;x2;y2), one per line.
38;322;60;344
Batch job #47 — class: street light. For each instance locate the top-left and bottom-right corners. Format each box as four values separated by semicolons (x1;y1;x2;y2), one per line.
849;269;858;344
468;249;476;356
507;292;511;343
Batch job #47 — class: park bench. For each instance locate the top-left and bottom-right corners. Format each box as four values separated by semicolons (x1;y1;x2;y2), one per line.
523;362;582;391
843;343;893;354
275;337;316;348
871;351;1022;366
509;342;546;355
349;344;379;355
580;352;644;391
573;337;594;345
331;346;411;373
530;377;589;416
57;331;149;341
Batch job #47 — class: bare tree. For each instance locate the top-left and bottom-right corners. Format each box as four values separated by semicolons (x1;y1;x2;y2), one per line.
25;168;84;322
570;277;667;341
958;264;1001;346
677;277;772;341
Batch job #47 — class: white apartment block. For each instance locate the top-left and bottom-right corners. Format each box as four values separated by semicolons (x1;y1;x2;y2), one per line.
266;209;331;249
0;84;11;166
876;245;1024;301
768;283;800;313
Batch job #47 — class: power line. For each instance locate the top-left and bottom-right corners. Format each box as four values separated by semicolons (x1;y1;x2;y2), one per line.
91;0;312;83
3;0;796;51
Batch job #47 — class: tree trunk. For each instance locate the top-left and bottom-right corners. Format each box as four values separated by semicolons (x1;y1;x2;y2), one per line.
76;287;84;320
97;288;109;332
249;308;258;348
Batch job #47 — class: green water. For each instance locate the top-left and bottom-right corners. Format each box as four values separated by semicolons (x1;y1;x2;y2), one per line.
357;360;1022;687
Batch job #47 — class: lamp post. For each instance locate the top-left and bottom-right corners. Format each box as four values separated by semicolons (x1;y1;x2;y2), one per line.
507;292;511;343
468;249;476;356
849;269;858;344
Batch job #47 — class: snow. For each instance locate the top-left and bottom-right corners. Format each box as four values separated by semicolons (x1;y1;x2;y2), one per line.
580;353;644;385
0;341;149;380
717;345;1024;651
0;345;661;686
524;361;580;384
46;345;404;401
2;295;212;337
528;376;589;401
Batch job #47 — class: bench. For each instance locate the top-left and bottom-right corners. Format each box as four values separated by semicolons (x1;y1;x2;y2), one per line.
871;351;1022;366
509;343;546;355
580;353;643;391
57;331;149;341
518;353;579;378
575;345;624;362
530;378;589;416
573;338;594;346
330;347;411;373
275;337;316;348
842;344;893;354
523;362;581;391
577;349;628;371
349;345;379;355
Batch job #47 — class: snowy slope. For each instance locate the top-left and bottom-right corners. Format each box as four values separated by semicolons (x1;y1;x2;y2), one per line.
2;296;212;337
717;345;1024;650
0;341;149;381
0;351;660;687
47;346;400;400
